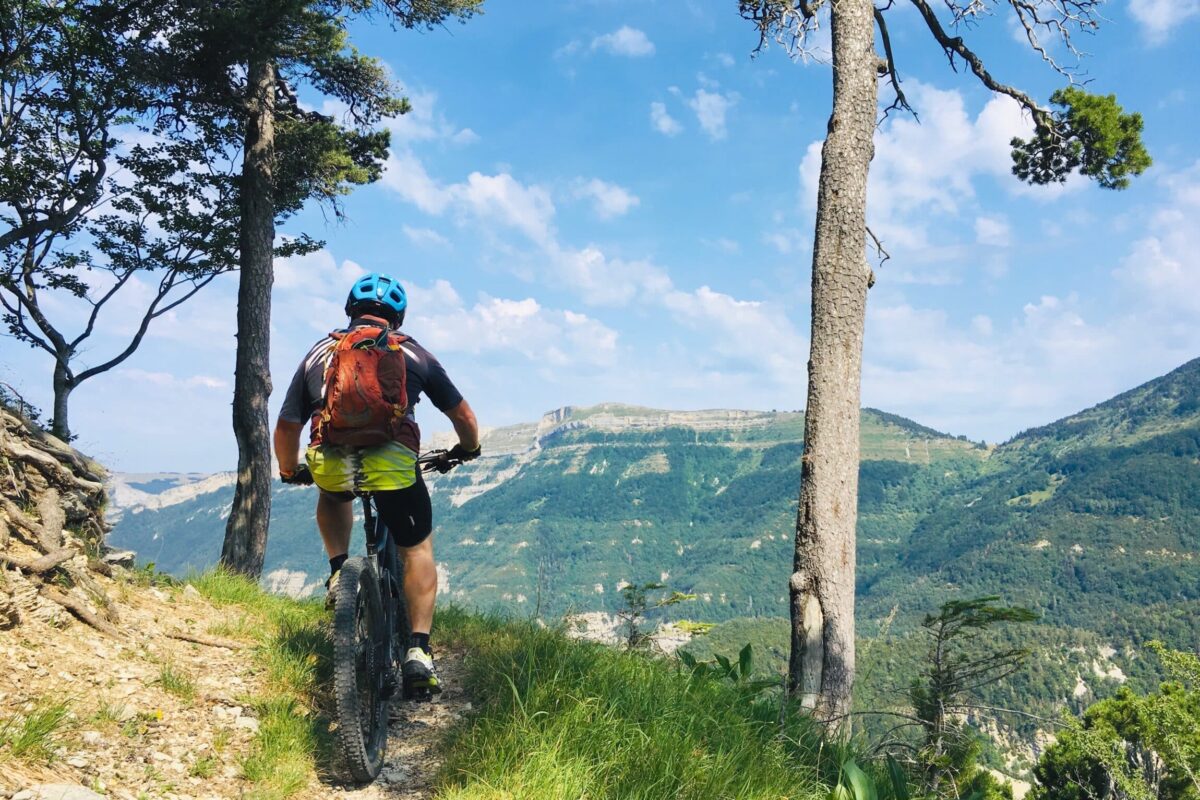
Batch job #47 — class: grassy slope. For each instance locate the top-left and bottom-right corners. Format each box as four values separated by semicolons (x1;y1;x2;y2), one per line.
175;570;864;800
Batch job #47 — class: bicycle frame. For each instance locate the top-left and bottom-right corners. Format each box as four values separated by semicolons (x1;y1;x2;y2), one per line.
360;495;409;694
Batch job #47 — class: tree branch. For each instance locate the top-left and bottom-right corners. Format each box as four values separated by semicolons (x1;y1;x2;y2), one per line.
909;0;1051;126
874;7;915;122
71;271;222;385
71;268;138;348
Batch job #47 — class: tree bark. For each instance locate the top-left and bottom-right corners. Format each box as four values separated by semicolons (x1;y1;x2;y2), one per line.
51;355;73;441
221;57;276;578
788;0;879;731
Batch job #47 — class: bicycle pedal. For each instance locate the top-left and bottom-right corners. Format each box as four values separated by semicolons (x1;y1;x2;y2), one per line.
403;685;434;702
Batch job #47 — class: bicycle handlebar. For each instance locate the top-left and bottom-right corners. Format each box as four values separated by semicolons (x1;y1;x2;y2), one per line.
280;447;477;484
418;448;465;474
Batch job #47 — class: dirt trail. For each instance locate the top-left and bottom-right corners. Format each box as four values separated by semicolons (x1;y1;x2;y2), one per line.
0;579;466;800
326;648;469;800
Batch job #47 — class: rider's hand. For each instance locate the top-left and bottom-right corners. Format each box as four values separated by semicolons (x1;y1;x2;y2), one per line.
281;464;314;485
448;442;482;462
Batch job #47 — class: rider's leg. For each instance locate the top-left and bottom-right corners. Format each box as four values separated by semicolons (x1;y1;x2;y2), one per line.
316;491;354;560
401;537;437;634
374;476;434;636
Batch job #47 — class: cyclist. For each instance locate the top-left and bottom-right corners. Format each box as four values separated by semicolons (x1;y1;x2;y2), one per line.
274;272;480;696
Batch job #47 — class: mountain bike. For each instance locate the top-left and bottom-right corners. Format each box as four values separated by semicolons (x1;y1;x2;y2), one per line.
283;448;467;782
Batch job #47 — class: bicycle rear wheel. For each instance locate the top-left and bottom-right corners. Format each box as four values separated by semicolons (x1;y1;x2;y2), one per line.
331;557;388;781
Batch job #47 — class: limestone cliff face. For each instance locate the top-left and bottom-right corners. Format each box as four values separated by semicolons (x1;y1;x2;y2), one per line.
107;471;238;520
423;403;804;507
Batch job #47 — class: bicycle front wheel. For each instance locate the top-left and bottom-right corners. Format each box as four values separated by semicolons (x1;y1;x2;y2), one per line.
331;557;388;781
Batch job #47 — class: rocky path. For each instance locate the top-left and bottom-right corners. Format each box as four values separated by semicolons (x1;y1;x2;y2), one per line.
0;578;468;800
0;583;272;800
325;649;469;800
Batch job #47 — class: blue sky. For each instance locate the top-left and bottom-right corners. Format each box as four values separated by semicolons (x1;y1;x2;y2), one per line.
3;0;1199;473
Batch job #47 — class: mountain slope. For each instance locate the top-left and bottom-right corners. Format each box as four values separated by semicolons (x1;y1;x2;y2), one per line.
109;405;983;611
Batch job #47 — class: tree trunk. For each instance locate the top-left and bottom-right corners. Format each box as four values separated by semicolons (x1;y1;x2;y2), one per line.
221;57;276;578
788;0;879;731
51;357;73;442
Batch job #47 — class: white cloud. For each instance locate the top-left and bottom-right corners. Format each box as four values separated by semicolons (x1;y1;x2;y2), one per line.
688;88;738;140
803;158;1200;441
573;178;640;219
714;52;735;67
323;83;476;147
649;102;683;136
591;26;655;57
661;286;807;386
975;215;1011;247
410;290;618;368
705;237;740;254
554;39;583;59
455;172;556;246
553;246;673;306
382;150;453;214
796;80;1083;282
402;225;450;248
381;154;555;245
1129;0;1200;43
1112;161;1200;316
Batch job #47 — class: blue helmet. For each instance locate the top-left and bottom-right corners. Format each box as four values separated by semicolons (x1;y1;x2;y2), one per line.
345;272;407;326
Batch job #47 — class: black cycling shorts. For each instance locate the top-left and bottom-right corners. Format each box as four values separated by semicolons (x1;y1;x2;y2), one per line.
320;472;433;548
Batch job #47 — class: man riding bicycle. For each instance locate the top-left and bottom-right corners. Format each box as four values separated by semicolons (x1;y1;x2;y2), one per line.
274;272;480;696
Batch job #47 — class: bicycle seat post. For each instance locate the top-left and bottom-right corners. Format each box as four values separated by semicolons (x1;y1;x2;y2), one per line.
361;494;378;557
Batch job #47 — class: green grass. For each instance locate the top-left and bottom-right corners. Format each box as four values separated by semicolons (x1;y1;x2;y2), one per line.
0;697;72;763
190;753;218;778
156;662;197;702
433;607;837;800
181;569;897;800
187;567;333;800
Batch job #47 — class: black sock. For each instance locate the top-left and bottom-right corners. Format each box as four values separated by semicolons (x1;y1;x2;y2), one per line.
329;554;348;576
409;632;431;655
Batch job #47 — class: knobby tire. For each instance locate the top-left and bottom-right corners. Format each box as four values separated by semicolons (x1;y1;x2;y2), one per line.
332;557;387;782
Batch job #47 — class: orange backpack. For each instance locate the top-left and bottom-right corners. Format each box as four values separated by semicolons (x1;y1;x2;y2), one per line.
315;324;409;448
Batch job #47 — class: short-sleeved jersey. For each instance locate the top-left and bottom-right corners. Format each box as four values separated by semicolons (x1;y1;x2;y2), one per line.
278;317;463;452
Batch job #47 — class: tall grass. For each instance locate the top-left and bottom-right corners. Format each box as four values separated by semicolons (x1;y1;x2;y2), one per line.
435;607;834;800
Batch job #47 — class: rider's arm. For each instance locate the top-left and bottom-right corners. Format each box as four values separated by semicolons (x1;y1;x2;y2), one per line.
274;419;305;476
444;399;480;452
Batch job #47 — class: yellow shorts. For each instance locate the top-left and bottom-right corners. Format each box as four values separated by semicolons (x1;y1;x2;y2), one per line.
305;441;418;494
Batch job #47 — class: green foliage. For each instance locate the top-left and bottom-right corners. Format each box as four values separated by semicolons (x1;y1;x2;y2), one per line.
1011;87;1151;190
905;598;1035;798
0;696;72;763
1032;644;1200;800
0;0;241;438
616;581;694;649
114;375;1200;767
678;644;782;698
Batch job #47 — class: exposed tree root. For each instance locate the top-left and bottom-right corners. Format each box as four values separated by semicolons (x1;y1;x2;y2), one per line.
165;630;247;650
39;584;120;637
2;404;124;637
